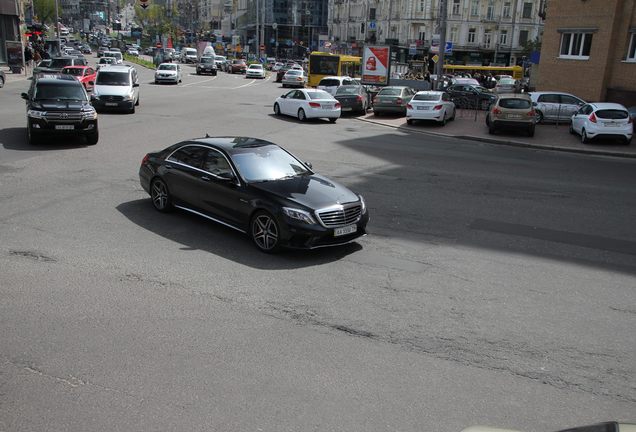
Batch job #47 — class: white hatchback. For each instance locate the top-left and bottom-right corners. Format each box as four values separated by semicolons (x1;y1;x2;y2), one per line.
406;91;456;125
570;102;633;144
246;64;265;79
274;89;341;123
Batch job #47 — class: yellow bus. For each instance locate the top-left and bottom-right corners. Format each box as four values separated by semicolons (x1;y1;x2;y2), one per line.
442;65;523;80
308;52;362;87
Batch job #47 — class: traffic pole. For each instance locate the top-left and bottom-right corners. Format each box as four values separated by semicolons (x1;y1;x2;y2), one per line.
435;0;448;89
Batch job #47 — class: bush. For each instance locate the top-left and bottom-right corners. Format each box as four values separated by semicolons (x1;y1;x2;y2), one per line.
124;54;155;69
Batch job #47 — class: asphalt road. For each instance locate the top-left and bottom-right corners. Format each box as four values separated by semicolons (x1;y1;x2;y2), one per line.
0;60;635;432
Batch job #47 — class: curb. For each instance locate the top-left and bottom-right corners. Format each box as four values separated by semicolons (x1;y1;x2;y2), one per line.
355;117;636;159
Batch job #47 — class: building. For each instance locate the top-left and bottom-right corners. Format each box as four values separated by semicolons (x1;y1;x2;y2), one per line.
199;0;224;31
0;0;22;65
60;0;81;30
537;0;636;106
328;0;543;65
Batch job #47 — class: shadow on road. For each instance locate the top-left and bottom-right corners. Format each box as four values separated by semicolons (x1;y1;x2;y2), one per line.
116;199;363;270
0;127;88;150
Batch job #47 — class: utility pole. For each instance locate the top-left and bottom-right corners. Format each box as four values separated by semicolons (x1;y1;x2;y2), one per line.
54;0;60;54
260;0;265;57
434;0;448;87
256;0;260;57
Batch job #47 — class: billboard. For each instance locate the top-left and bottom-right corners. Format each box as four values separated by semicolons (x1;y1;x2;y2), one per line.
361;45;390;86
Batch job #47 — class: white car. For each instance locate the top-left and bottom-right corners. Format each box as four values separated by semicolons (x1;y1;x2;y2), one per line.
154;63;182;84
281;69;305;88
406;91;456;125
126;48;139;56
274;89;341;123
570;102;633;144
272;62;284;72
317;76;356;96
246;64;265;79
181;48;198;63
104;51;123;64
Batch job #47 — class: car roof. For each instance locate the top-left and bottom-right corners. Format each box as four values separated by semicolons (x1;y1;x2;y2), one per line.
183;137;278;154
497;93;531;99
320;76;350;81
589;102;627;110
415;90;443;95
33;74;82;85
98;65;132;72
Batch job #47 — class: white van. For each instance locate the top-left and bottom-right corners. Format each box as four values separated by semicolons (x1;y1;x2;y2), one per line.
181;48;198;63
104;50;123;64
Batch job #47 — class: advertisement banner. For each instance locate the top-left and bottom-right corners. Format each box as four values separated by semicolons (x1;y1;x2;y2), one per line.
361;45;390;86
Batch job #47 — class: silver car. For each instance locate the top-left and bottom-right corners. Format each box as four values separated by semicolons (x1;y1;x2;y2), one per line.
529;91;586;123
282;69;306;88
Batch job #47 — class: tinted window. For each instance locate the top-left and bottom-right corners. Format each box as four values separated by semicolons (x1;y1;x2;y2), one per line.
34;82;87;101
50;58;74;69
168;146;207;169
96;72;130;85
230;145;310;182
319;79;341;87
203;150;233;177
308;91;334;100
538;94;560;103
336;86;360;95
292;91;306;100
560;95;582;105
595;109;628;119
310;56;339;75
378;88;402;96
62;68;84;76
200;57;214;64
413;93;441;101
499;98;531;109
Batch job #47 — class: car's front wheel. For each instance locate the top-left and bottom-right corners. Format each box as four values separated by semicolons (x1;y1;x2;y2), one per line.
274;103;281;116
150;178;172;212
581;129;589;144
251;211;280;253
26;124;40;145
298;108;306;122
85;130;98;145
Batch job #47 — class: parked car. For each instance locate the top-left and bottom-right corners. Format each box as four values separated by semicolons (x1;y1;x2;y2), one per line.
246;63;266;79
34;56;87;74
61;65;97;91
334;85;370;114
628;106;636;123
0;69;4;88
154;63;182;84
274;89;341;123
570;102;633;144
196;56;217;75
91;65;140;113
528;91;586;123
229;59;247;74
21;74;98;145
317;76;356;96
139;137;369;252
446;84;496;110
372;86;416;116
494;77;519;93
406;91;456;125
214;55;228;71
486;93;536;136
180;47;198;63
281;69;306;88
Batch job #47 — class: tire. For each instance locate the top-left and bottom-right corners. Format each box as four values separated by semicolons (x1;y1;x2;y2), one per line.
298;108;306;122
250;211;281;253
581;129;589;144
528;125;535;137
150;178;173;213
135;96;140;106
441;112;448;126
329;118;337;123
373;111;380;117
450;108;456;121
569;123;575;134
406;119;414;125
535;110;544;124
155;80;159;84
626;137;632;146
85;130;99;145
129;104;135;114
274;103;281;116
26;125;40;145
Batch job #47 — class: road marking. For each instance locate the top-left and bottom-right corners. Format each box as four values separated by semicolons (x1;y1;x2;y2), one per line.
181;76;218;87
232;80;257;89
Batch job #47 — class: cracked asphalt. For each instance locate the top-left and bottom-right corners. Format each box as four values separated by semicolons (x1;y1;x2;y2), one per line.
0;62;634;431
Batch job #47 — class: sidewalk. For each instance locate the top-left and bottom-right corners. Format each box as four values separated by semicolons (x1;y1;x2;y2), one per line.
1;65;30;86
357;108;636;158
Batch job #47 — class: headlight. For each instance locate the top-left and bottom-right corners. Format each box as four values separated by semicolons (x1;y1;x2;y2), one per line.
282;207;316;224
27;109;46;118
359;195;367;214
123;93;134;101
82;109;97;120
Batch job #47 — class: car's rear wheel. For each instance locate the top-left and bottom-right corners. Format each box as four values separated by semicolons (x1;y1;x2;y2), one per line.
581;129;589;144
407;119;414;125
150;178;172;212
274;103;281;116
251;211;281;253
298;108;306;122
441;112;448;126
329;118;337;123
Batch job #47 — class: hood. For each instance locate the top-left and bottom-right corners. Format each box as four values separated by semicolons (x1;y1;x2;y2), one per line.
93;84;132;97
156;69;177;75
33;100;88;111
250;174;360;210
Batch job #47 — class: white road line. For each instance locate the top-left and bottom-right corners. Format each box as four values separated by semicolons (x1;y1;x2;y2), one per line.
181;76;218;87
232;80;257;89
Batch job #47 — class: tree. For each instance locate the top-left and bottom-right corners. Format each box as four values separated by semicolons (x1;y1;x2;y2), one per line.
520;37;542;58
33;0;56;24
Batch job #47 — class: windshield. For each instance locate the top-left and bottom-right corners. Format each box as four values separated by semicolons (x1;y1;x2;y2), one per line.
62;68;84;76
286;70;302;75
49;58;73;69
230;145;310;182
378;88;402;96
308;91;334;100
249;65;263;69
34;83;87;101
498;79;516;85
158;64;177;71
413;93;441;101
310;55;339;75
96;71;130;85
319;79;341;87
200;57;214;64
499;98;532;109
336;86;360;95
99;58;113;64
596;109;629;119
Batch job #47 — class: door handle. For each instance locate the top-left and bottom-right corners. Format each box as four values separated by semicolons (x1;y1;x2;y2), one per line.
200;176;210;182
165;165;173;169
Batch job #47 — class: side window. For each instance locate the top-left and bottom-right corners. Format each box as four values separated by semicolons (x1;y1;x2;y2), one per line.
293;91;306;100
343;79;353;85
538;94;559;103
203;150;233;178
584;105;594;115
86;68;94;75
167;146;207;169
560;95;580;105
285;90;295;98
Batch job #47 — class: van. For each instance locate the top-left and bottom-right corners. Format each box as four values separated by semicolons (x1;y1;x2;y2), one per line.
91;65;140;114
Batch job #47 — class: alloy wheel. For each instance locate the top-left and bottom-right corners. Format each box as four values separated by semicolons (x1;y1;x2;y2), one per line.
298;108;306;122
274;103;280;116
251;213;279;252
151;179;171;212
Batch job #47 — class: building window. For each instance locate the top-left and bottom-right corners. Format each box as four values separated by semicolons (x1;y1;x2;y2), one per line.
499;30;508;45
519;30;529;46
468;28;476;43
470;0;479;16
522;2;533;19
419;0;425;12
627;33;636;61
418;28;426;41
486;0;494;20
450;27;458;43
502;1;511;17
452;0;461;16
369;8;376;20
559;32;593;59
484;31;492;48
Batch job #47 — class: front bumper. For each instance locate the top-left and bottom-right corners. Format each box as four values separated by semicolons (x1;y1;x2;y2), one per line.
155;74;179;82
246;73;265;78
91;98;135;111
28;117;97;136
197;67;217;75
279;211;370;249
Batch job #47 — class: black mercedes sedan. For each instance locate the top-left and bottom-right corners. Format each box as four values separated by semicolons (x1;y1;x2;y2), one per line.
139;137;369;252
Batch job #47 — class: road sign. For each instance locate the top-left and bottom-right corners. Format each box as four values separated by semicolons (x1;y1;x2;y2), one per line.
431;54;439;63
444;41;453;54
272;22;278;30
369;21;376;30
139;0;149;9
259;44;265;51
409;43;417;55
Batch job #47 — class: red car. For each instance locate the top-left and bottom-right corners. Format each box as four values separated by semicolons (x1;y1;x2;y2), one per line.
61;65;97;91
229;59;247;74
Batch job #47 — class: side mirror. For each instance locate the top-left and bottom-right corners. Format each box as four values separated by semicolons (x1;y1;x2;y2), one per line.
21;93;29;100
305;161;313;169
133;82;139;87
532;102;538;106
280;94;287;98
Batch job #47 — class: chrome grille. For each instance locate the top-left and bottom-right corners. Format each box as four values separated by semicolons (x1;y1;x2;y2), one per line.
317;203;362;227
44;112;83;121
104;95;124;102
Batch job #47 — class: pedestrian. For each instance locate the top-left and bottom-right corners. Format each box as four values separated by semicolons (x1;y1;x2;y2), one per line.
33;49;41;64
24;44;33;74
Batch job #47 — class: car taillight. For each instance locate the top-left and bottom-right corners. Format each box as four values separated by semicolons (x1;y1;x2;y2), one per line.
296;77;303;81
308;102;321;108
527;109;535;117
356;95;363;103
589;112;597;123
407;104;413;110
492;108;502;115
141;154;149;165
335;102;341;108
396;98;403;105
434;104;443;110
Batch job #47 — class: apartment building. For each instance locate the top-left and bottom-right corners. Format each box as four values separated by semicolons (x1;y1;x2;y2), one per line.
537;0;636;106
328;0;543;66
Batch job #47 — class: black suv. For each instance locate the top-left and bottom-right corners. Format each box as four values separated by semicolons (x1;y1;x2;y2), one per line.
21;74;99;145
446;84;497;110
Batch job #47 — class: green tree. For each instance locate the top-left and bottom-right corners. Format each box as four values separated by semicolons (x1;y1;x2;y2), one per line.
32;0;56;24
520;37;542;58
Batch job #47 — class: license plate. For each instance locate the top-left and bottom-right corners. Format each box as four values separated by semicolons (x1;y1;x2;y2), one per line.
322;104;334;109
508;114;522;119
417;106;430;110
55;125;74;130
341;107;352;111
604;122;619;127
334;224;357;237
105;102;118;107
